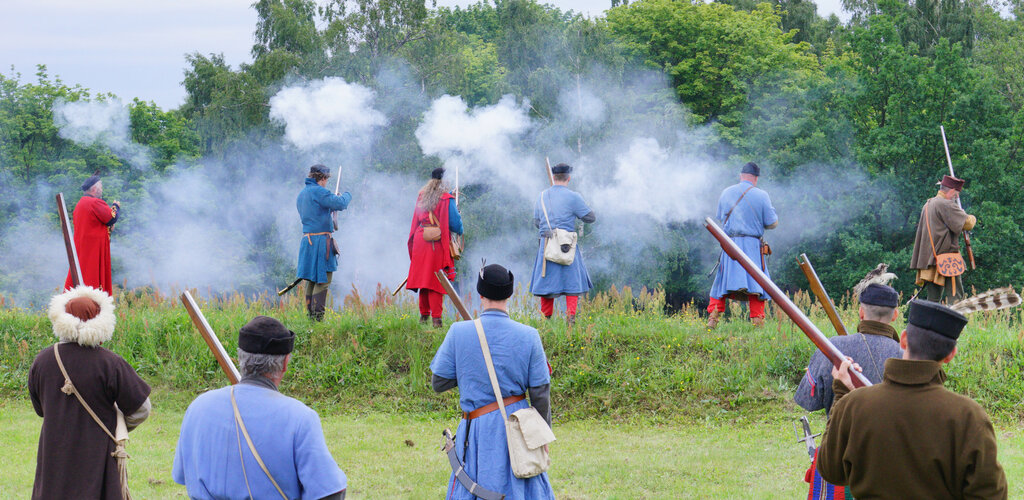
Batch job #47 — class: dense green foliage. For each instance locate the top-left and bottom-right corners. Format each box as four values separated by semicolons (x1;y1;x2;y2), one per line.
2;289;1023;419
2;0;1024;306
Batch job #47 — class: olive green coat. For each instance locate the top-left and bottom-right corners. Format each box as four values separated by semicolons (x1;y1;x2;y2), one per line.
910;193;975;271
817;358;1007;499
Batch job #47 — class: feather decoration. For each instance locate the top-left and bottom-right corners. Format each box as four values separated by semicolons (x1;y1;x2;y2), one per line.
852;263;898;299
951;287;1023;314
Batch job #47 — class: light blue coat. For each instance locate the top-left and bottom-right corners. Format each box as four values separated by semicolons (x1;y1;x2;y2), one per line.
295;178;351;283
709;180;778;300
529;186;593;297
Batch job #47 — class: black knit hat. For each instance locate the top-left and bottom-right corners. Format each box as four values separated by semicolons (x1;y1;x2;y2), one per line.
741;162;760;176
431;167;445;180
477;264;514;301
907;299;968;340
551;163;572;174
309;164;330;176
81;175;101;191
859;284;899;308
238;316;295;355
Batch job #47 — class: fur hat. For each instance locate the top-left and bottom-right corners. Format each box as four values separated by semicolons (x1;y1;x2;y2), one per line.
48;286;116;347
431;167;445;180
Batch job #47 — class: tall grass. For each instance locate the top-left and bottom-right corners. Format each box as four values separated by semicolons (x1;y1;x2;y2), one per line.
2;285;1022;420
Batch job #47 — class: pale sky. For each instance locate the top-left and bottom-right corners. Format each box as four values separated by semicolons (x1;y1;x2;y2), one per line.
1;0;847;110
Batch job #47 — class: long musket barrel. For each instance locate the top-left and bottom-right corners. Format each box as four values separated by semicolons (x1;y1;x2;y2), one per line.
57;193;83;287
704;218;871;388
332;166;342;231
940;126;976;269
797;253;848;336
434;270;472;321
180;290;241;384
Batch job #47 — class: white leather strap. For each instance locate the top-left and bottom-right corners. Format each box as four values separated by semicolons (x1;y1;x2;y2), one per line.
473;319;509;422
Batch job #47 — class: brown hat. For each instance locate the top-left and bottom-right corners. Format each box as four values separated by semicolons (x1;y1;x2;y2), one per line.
48;286;117;347
939;175;965;190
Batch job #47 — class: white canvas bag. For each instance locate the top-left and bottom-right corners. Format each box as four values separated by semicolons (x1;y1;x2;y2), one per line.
473;319;556;478
540;191;577;267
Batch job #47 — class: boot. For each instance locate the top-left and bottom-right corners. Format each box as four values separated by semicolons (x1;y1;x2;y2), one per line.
419;314;429;324
310;291;328;321
432;317;443;328
751;316;765;327
305;295;313;319
707;309;721;329
567;314;576;327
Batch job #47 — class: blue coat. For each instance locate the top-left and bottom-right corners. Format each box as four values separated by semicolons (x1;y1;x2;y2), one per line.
529;186;593;297
709;180;778;300
172;380;347;499
295;178;351;283
430;310;555;500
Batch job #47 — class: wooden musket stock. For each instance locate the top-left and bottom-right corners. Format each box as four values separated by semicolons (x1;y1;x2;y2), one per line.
180;290;241;384
545;157;554;186
434;270;472;321
797;253;848;336
705;218;871;388
57;193;83;287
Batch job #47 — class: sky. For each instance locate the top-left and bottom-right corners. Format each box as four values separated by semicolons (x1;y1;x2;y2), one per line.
1;0;847;110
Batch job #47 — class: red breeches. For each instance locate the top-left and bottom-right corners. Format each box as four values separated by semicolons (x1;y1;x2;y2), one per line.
418;289;444;318
707;296;765;318
541;295;578;317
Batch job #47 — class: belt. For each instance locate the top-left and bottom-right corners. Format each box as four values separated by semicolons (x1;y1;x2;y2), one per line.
463;394;525;420
304;232;330;245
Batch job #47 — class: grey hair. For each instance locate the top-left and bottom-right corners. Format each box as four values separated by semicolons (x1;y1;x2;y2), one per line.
238;349;288;378
860;304;896;323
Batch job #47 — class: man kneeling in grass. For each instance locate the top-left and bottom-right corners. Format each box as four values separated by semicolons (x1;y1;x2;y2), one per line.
173;316;347;499
819;300;1007;498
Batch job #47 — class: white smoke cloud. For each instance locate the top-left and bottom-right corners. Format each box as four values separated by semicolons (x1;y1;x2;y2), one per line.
52;98;152;169
269;77;388;150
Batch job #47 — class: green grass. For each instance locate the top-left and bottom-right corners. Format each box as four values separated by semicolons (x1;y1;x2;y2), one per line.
3;286;1024;496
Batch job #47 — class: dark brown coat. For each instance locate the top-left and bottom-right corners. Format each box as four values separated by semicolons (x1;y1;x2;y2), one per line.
910;194;974;270
817;358;1007;499
28;343;150;500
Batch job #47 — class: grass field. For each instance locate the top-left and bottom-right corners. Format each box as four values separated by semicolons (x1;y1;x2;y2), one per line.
2;286;1023;497
4;394;1021;498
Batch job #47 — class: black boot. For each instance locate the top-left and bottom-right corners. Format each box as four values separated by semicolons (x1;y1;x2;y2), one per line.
305;295;313;318
432;317;443;328
311;291;328;321
567;314;576;327
420;314;429;324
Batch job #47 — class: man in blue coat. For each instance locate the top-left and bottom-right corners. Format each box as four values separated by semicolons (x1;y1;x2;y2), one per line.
296;164;352;320
529;163;595;325
431;264;555;500
707;162;778;328
173;316;347;499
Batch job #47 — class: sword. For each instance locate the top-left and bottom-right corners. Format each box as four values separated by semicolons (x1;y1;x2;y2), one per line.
441;429;504;500
795;416;820;461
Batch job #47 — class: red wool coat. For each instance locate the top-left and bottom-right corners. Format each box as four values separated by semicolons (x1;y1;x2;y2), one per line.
64;195;116;294
407;194;454;294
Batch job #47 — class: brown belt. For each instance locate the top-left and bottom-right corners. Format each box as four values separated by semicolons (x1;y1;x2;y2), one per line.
463;394;525;420
304;232;331;245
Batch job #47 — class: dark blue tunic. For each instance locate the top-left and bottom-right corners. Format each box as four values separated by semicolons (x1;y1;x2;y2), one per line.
295;178;351;284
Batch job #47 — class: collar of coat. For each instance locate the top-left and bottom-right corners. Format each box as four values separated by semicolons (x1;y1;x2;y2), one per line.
856;320;899;342
239;375;279;392
882;358;947;386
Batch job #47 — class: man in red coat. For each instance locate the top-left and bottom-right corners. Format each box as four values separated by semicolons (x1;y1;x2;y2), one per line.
406;168;463;327
64;175;120;295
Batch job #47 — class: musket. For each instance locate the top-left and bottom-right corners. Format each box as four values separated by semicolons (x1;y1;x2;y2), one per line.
434;270;472;321
392;277;408;296
277;278;303;296
704;218;871;388
57;193;83;287
180;290;241;384
545;157;554;186
940;126;976;270
797;253;848;336
332;165;342;231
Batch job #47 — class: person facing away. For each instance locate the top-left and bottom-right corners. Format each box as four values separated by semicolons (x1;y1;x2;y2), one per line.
909;174;976;304
406;167;463;328
173;316;347;499
431;263;555;500
29;286;151;500
63;174;122;295
706;161;778;328
794;283;903;416
529;163;595;326
295;164;352;321
818;299;1007;499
